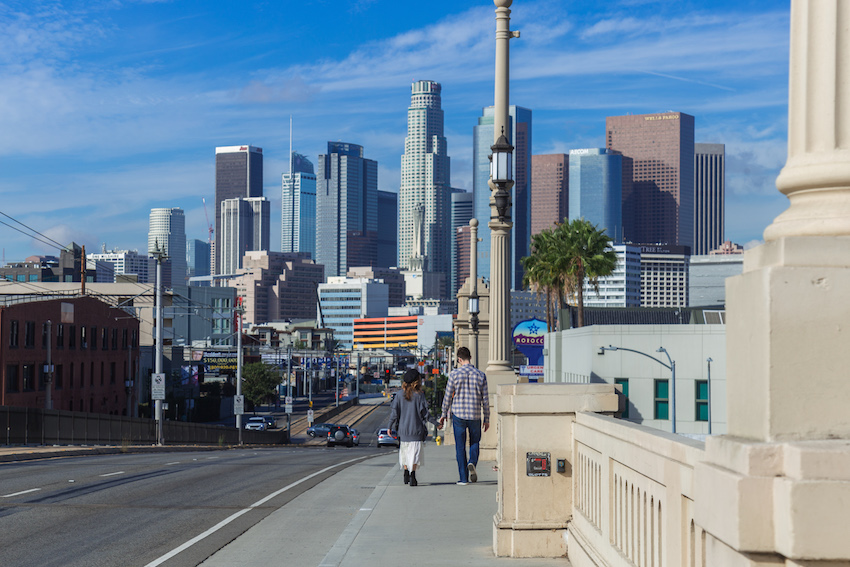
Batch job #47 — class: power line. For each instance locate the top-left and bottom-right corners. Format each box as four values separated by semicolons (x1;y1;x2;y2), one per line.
0;210;69;252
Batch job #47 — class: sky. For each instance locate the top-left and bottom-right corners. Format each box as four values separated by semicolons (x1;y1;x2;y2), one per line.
0;0;790;263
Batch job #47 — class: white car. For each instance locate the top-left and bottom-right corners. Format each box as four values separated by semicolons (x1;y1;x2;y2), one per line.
245;416;267;431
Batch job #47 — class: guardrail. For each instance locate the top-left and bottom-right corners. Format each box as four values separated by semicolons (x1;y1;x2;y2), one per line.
1;406;288;446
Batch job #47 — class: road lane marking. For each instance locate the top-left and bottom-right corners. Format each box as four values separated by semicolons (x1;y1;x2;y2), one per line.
3;488;41;498
143;454;373;567
165;462;180;466
100;471;125;477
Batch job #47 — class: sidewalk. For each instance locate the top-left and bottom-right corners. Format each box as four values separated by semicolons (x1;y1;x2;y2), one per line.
200;442;569;567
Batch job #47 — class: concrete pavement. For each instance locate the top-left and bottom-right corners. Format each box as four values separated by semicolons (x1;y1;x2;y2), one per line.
200;441;569;567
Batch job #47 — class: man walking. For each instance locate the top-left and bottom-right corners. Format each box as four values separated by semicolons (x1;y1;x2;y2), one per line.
439;346;489;485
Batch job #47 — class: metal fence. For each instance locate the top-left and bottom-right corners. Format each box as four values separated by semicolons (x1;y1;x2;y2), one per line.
1;406;288;446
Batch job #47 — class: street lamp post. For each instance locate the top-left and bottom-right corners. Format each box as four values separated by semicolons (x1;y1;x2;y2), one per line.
600;345;677;433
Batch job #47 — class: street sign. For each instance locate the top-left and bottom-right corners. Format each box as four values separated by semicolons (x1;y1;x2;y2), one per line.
307;409;314;424
151;373;166;400
234;395;244;415
284;404;293;414
285;396;293;405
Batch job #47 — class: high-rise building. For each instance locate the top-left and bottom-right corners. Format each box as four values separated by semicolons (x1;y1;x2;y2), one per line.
473;105;532;290
231;250;324;326
639;244;690;308
281;152;317;258
450;191;473;298
187;240;210;279
88;248;154;283
694;143;725;256
377;191;398;269
530;154;568;235
219;197;270;275
316;142;378;278
347;266;405;307
455;224;472;295
398;80;452;295
214;145;263;274
582;244;641;308
568;148;624;243
606;112;695;250
148;208;186;287
317;277;389;349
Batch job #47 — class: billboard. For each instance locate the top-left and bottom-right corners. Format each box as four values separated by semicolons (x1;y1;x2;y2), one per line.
511;318;546;366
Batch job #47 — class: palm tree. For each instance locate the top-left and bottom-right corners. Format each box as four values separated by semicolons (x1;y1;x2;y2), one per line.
522;229;562;331
522;218;618;329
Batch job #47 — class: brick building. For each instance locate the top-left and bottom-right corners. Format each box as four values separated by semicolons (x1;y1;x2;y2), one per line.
1;296;140;415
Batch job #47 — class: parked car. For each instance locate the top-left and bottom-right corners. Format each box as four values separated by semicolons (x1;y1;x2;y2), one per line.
245;416;267;431
377;428;399;448
262;415;276;429
348;427;360;446
307;423;335;437
327;425;354;447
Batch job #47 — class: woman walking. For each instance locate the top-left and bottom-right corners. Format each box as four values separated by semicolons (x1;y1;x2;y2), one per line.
388;368;440;487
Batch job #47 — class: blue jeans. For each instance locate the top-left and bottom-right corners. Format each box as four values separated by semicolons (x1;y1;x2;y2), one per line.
452;416;482;482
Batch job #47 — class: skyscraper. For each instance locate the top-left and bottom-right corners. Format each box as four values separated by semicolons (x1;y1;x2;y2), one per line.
281;152;317;258
606;112;695;249
473;105;532;290
398;80;452;296
450;191;473;298
316;142;378;278
530;154;568;235
568;148;624;243
148;207;187;287
214;145;263;274
376;190;398;268
694;143;725;256
187;239;211;279
219;197;270;275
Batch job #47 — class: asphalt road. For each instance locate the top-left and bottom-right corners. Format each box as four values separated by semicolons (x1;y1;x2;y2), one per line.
0;405;395;567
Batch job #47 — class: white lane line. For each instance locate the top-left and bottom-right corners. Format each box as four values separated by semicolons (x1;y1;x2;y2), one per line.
165;462;180;466
2;488;42;498
143;455;372;567
100;471;125;477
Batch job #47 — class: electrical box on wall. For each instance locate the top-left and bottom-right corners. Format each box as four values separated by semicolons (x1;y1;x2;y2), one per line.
526;452;551;477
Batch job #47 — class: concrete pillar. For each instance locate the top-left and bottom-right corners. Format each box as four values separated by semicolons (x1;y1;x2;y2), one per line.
696;3;850;564
493;383;619;558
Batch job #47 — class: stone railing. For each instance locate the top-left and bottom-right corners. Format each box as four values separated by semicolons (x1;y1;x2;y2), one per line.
569;413;706;567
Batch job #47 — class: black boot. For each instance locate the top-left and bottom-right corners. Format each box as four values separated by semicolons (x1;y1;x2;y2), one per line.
403;469;410;484
409;471;417;486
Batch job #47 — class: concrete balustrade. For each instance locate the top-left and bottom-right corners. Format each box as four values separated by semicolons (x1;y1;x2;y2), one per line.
569;412;706;567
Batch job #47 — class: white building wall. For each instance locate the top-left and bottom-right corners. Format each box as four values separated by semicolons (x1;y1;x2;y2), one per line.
544;324;726;435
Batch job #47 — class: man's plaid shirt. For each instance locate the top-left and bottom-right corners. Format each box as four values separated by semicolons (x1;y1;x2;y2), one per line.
441;363;489;424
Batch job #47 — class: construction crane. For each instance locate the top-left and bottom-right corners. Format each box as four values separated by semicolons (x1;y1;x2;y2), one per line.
202;198;214;245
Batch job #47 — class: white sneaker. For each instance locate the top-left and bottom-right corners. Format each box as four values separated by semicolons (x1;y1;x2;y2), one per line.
467;463;478;483
456;481;467;486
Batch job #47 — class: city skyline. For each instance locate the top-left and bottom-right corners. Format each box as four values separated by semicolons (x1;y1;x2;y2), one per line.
1;1;789;263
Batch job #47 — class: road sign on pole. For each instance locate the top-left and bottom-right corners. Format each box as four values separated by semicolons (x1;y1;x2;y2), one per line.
152;373;166;400
307;409;314;424
234;395;244;415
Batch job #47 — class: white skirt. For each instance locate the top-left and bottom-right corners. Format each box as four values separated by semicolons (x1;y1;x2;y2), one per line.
398;441;425;469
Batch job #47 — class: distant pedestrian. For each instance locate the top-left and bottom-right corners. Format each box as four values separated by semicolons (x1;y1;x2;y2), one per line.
389;368;440;487
439;346;489;485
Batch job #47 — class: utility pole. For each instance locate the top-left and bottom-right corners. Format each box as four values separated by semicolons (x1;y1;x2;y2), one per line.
236;302;244;445
45;320;53;410
153;245;165;446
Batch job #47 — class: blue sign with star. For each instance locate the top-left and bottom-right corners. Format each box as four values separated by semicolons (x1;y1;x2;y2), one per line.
511;318;547;366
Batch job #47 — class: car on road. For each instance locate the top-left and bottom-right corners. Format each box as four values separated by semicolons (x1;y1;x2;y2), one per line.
245;416;267;431
349;427;360;446
377;428;399;448
262;415;276;429
327;425;354;447
306;422;335;437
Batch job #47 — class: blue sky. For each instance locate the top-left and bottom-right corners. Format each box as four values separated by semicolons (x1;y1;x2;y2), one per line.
1;0;790;262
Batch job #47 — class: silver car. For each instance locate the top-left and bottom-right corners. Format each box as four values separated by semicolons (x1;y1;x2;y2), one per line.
377;428;399;448
245;416;266;431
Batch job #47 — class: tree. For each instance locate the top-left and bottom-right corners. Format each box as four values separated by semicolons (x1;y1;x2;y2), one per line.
522;218;618;329
242;362;281;410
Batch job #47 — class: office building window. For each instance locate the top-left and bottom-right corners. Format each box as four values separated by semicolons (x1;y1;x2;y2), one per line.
654;379;669;420
615;378;629;419
6;364;19;392
696;380;709;422
57;324;64;348
22;364;35;391
9;320;19;347
91;327;97;349
81;326;87;349
24;322;35;348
